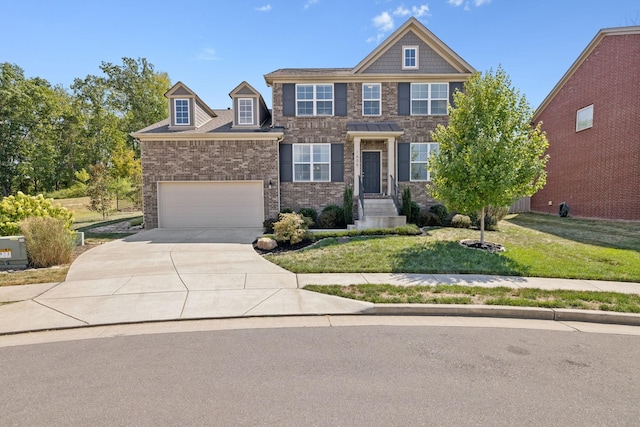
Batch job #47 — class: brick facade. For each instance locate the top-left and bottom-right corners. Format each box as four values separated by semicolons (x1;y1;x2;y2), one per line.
140;139;280;228
272;82;449;215
531;33;640;220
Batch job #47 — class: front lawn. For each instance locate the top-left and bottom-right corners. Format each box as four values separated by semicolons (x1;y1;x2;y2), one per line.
266;213;640;282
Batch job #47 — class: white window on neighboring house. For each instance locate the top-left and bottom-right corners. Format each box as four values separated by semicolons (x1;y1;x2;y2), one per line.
174;99;190;125
363;83;381;116
293;144;331;182
410;142;439;181
576;105;593;131
238;98;254;125
296;84;333;116
403;46;418;69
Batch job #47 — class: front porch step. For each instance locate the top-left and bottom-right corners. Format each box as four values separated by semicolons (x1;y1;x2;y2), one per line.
356;197;406;229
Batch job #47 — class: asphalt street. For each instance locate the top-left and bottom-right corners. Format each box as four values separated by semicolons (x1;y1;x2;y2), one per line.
1;322;639;426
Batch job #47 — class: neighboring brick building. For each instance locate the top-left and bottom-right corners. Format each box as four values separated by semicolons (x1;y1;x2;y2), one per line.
133;18;475;229
530;27;640;220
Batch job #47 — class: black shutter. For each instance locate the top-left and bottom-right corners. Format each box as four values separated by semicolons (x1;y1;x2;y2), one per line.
449;82;464;108
398;143;410;181
398;83;410;116
334;83;347;117
331;144;344;182
280;144;292;182
283;84;295;117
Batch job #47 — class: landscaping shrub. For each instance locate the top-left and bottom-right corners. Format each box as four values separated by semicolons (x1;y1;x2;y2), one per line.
279;208;294;214
273;212;309;245
263;218;277;233
343;186;354;225
0;192;74;236
428;204;448;225
486;205;510;222
451;214;471;228
46;184;88;199
319;205;346;229
298;207;318;227
19;217;75;268
420;211;441;227
401;187;412;219
410;201;420;224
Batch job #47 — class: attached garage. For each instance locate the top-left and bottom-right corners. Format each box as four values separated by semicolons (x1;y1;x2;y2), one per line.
158;181;264;228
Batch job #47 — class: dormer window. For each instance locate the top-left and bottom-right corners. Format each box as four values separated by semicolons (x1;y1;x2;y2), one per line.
403;46;418;69
174;99;190;125
238;98;254;125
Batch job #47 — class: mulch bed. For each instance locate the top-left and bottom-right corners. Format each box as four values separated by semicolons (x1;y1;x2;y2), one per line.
459;239;505;252
253;238;316;255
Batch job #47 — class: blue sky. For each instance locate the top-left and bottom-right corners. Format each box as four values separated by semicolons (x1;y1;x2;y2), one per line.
4;1;639;111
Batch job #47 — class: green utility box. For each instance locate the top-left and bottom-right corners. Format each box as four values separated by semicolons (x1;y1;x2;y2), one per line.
0;236;28;268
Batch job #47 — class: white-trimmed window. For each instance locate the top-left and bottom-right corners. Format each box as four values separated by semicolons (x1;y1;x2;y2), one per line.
238;98;254;125
411;83;448;115
403;46;418;69
296;84;333;116
410;143;439;181
174;99;190;125
363;83;381;116
293;144;331;182
576;105;593;131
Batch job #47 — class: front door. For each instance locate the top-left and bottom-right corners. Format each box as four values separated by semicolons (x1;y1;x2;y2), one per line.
362;151;381;193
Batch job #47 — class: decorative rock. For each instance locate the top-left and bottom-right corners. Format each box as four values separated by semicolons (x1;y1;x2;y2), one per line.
257;237;277;250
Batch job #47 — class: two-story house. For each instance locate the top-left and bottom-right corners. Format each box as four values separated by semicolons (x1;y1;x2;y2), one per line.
133;17;475;229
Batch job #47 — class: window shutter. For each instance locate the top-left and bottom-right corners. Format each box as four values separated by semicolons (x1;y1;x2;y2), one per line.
449;82;464;107
398;143;410;181
334;83;347;117
331;144;344;182
279;144;293;182
283;84;295;117
397;83;410;116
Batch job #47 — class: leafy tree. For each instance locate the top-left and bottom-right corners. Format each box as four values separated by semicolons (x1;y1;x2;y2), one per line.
86;163;113;220
429;67;549;243
109;176;132;211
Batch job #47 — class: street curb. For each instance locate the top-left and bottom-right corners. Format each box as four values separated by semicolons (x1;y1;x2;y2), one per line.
365;304;640;326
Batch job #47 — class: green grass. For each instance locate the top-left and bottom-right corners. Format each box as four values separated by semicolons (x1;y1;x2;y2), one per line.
305;284;640;313
267;213;640;282
55;197;142;230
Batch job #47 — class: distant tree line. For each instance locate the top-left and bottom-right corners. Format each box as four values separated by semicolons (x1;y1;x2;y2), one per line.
0;57;171;204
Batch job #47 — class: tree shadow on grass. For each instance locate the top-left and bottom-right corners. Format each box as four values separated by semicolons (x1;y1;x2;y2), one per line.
390;240;530;277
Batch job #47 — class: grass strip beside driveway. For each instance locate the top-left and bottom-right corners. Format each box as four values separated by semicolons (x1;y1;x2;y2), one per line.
305;284;640;313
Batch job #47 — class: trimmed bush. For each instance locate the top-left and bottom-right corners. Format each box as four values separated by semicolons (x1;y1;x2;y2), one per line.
20;217;75;267
319;205;346;229
343;186;354;225
428;204;448;225
279;208;294;214
298;207;318;227
410;201;420;224
273;212;309;245
263;218;277;233
451;214;471;228
401;187;412;219
420;211;441;227
0;192;74;236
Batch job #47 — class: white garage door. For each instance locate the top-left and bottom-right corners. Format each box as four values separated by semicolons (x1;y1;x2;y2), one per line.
158;181;264;228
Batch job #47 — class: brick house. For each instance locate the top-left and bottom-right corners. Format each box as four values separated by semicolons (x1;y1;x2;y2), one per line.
530;26;640;220
133;18;475;229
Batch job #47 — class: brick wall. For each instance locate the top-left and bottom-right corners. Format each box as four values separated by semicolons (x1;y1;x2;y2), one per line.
140;139;280;228
531;34;640;220
272;82;448;215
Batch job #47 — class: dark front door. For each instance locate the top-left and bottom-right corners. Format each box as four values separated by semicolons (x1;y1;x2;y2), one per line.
362;151;381;193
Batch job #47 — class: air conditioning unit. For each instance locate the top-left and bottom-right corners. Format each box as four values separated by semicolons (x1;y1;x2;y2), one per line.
0;236;28;268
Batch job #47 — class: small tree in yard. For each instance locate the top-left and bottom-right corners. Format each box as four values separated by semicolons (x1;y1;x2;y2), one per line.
430;67;549;243
87;163;114;220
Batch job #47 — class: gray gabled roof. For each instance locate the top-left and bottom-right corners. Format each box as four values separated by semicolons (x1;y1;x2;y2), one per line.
347;122;402;132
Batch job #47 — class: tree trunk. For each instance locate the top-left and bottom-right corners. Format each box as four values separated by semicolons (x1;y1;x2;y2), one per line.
480;207;485;243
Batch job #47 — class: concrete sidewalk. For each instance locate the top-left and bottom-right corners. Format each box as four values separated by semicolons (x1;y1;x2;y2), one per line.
1;273;639;335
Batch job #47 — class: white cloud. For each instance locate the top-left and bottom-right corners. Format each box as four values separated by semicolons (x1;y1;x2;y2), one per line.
304;0;319;9
198;48;219;61
449;0;490;9
369;4;430;42
255;4;271;12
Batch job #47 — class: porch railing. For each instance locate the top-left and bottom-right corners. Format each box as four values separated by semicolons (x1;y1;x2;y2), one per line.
390;174;401;214
358;174;365;219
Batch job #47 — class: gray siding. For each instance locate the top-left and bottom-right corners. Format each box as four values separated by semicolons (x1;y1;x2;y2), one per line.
361;32;459;74
195;101;211;127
